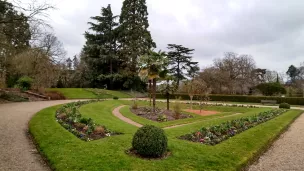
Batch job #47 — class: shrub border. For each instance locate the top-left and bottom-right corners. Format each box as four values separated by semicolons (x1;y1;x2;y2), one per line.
156;93;304;105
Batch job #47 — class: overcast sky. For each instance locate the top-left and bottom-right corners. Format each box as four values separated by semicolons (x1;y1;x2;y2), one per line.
46;0;304;72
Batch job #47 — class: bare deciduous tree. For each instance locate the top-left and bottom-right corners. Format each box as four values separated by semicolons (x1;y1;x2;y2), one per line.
10;48;60;88
213;52;256;94
192;78;211;113
34;32;67;61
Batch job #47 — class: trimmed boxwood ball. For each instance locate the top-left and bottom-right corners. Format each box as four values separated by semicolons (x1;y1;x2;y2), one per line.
279;103;290;109
132;125;168;158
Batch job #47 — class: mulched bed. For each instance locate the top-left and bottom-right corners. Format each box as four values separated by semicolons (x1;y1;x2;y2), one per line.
130;107;193;122
184;109;219;116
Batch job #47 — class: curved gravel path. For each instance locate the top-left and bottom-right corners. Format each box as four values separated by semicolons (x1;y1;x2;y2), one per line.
248;113;304;171
112;105;143;128
0;100;82;171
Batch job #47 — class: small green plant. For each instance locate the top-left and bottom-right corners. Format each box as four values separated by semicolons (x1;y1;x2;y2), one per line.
157;114;167;122
86;118;95;135
279;103;290;109
113;96;119;100
16;76;33;91
132;100;138;109
80;118;89;124
132;125;168;158
173;102;181;119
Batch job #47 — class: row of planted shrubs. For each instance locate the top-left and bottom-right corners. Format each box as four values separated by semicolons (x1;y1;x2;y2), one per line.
179;109;287;145
155;93;304;105
56;100;119;141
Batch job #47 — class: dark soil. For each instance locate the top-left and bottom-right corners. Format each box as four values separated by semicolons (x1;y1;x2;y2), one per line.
130;107;193;122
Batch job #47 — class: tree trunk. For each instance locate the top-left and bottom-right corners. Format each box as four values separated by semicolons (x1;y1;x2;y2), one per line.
152;78;156;113
166;92;170;110
190;95;193;110
149;80;152;107
109;59;113;90
199;96;203;113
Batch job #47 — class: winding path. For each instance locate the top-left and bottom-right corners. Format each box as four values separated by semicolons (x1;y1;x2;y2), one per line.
0;100;82;171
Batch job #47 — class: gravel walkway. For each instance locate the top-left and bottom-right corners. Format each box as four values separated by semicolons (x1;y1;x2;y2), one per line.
0;100;81;171
112;105;143;127
248;113;304;171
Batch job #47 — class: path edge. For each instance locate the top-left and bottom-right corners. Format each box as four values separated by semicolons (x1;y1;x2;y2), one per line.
240;112;304;171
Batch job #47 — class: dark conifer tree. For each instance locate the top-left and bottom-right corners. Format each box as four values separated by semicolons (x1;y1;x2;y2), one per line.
119;0;156;72
167;44;198;87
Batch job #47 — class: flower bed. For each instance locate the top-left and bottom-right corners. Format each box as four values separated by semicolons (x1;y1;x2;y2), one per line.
56;100;120;141
179;109;287;145
190;102;259;108
130;107;193;122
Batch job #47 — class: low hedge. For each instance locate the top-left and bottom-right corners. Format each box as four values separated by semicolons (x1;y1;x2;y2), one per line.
156;94;304;105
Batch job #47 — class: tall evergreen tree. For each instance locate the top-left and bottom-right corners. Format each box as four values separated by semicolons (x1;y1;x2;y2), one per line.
119;0;156;72
286;65;300;83
83;4;119;87
0;0;31;87
167;44;198;87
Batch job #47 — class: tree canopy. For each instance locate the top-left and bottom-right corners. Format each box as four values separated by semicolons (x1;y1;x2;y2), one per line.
167;44;198;87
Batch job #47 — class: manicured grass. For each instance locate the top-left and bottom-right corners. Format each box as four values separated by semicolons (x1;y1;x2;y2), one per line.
87;89;132;99
29;100;303;171
47;88;98;99
47;88;132;99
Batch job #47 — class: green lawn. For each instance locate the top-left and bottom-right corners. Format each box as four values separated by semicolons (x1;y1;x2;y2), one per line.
47;88;98;99
29;100;302;171
118;102;270;128
86;88;132;99
47;88;132;99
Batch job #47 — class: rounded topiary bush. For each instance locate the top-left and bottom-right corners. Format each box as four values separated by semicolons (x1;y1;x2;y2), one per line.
132;125;168;158
279;103;290;109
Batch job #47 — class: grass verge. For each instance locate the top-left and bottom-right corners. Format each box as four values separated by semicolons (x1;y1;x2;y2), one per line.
47;88;132;99
47;88;98;99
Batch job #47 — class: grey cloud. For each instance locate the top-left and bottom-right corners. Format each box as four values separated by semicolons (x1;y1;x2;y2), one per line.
49;0;304;72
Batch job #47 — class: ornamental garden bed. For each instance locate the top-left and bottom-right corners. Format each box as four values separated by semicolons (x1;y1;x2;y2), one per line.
56;100;121;141
130;107;193;122
184;109;219;116
179;109;287;145
30;100;303;170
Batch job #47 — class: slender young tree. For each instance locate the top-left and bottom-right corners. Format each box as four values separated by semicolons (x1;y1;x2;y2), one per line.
119;0;156;72
159;75;177;110
167;44;198;88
